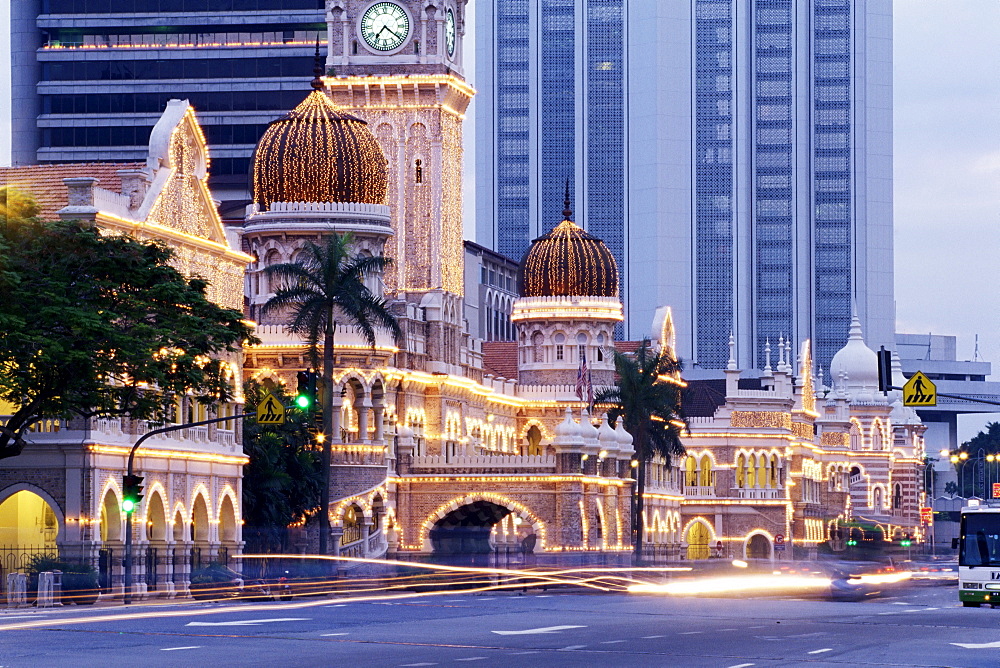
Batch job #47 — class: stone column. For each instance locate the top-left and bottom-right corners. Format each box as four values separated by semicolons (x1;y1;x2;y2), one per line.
373;404;385;444
356;397;372;443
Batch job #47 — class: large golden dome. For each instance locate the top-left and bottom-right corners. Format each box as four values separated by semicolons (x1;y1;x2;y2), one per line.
518;217;619;298
251;90;387;209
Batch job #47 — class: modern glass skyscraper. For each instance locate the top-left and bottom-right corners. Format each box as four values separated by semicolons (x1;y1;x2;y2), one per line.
9;0;325;210
480;0;893;370
475;0;628;318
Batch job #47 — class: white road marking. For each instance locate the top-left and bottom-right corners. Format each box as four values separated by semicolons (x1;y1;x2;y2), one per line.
558;645;586;651
952;640;1000;649
719;628;738;632
876;611;897;615
322;633;348;636
0;614;51;619
536;595;552;598
904;609;923;613
186;617;309;627
642;635;665;639
455;658;486;662
327;604;348;608
443;599;465;603
600;640;626;644
511;651;539;655
925;607;939;611
399;663;437;667
807;648;833;655
891;601;910;605
727;664;755;668
161;646;201;651
679;631;704;635
492;625;586;636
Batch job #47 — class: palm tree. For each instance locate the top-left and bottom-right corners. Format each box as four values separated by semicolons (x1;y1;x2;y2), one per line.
262;233;402;555
595;341;687;564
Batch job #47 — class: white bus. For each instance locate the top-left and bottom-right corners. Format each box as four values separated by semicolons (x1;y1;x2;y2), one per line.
958;500;1000;607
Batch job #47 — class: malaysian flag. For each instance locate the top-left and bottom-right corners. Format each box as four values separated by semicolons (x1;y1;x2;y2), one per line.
576;350;593;408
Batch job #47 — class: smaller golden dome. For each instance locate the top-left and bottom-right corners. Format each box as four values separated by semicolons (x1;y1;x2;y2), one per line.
251;91;387;209
518;217;619;298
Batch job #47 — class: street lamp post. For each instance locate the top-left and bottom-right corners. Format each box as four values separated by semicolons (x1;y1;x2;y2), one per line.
122;410;255;604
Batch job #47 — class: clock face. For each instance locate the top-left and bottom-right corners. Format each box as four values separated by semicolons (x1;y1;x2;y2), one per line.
360;2;410;52
445;8;456;58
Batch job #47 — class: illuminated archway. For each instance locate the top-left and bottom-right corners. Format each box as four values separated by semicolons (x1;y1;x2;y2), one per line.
421;493;546;554
746;533;772;559
100;488;122;543
685;520;712;560
0;488;60;552
146;490;167;542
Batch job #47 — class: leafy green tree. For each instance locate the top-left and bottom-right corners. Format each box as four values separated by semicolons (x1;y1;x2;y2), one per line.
0;192;255;460
242;382;324;552
262;233;402;555
595;342;687;563
955;422;1000;497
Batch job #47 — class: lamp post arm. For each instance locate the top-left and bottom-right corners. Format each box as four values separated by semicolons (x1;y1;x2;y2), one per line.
122;408;267;605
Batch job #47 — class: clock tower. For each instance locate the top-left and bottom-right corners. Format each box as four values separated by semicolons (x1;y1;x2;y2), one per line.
322;0;471;308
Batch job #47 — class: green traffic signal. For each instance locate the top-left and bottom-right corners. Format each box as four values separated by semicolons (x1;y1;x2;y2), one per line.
296;369;318;411
295;394;312;409
846;539;857;546
122;473;144;514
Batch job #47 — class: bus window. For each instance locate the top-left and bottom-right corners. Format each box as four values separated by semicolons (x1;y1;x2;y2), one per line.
960;514;1000;567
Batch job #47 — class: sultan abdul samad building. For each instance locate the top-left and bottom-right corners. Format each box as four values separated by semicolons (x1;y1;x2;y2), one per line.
0;0;927;597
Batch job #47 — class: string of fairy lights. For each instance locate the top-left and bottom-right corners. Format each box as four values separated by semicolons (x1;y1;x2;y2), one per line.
252;91;388;209
520;218;619;298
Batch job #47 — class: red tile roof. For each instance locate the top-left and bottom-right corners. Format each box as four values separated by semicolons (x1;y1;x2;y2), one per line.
0;163;144;220
481;341;519;381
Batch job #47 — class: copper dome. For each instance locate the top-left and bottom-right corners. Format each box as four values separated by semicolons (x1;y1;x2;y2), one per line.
251;91;387;209
518;218;620;298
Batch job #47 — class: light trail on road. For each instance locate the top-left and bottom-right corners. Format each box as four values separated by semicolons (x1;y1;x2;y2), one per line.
0;555;692;632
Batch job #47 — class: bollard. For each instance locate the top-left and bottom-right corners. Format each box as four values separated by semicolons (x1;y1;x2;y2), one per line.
37;572;54;608
6;573;27;608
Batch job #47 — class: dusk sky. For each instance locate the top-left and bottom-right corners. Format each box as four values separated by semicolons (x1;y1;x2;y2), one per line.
1;1;997;436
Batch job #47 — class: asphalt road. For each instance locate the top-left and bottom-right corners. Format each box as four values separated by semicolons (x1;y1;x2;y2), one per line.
0;581;995;667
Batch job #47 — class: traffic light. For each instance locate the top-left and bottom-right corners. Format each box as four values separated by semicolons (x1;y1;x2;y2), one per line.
877;346;893;394
296;370;318;410
846;538;858;546
900;534;912;548
122;474;144;513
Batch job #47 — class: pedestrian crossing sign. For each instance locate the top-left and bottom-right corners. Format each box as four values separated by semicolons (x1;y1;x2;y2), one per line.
257;392;286;425
903;371;936;407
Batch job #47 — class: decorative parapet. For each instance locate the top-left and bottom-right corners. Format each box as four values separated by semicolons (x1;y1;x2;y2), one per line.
245;201;391;222
251;323;398;352
730;411;792;430
511;295;623;323
410;453;556;470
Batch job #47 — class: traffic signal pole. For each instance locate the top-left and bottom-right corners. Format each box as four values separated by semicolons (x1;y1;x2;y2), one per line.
122;410;255;604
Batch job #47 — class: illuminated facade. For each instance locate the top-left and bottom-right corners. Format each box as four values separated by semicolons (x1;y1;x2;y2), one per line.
0;102;251;598
239;0;922;564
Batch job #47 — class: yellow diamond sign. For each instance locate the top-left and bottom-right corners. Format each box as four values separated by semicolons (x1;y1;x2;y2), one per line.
256;392;286;425
903;371;936;407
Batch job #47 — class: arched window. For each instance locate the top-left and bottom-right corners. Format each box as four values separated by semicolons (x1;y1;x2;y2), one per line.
850;423;862;450
736;454;746;488
770;454;779;488
415;159;423;183
685;456;697;487
892;483;902;509
531;331;544;362
873;487;883;510
699;454;712;487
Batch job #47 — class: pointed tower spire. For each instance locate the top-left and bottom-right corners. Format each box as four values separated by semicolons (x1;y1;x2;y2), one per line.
311;38;325;90
562;178;573;221
727;332;737;370
764;338;773;373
